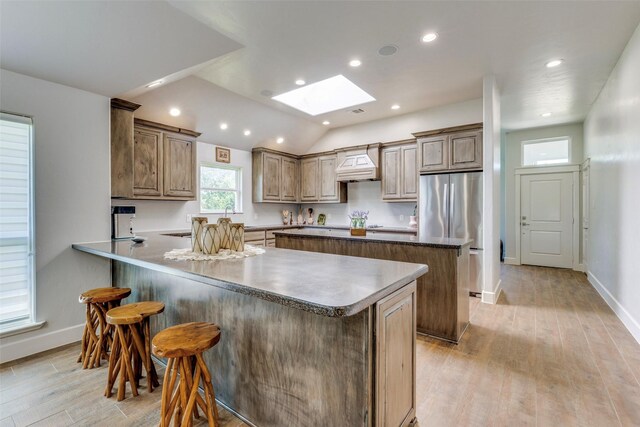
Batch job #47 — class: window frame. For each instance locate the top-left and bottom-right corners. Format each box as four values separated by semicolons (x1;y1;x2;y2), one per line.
520;136;572;167
0;111;37;334
199;162;243;214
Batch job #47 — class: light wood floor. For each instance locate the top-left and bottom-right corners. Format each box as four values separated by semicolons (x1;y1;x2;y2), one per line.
1;265;639;426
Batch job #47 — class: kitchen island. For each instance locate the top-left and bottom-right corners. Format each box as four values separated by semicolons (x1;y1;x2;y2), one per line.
73;234;427;427
275;229;472;343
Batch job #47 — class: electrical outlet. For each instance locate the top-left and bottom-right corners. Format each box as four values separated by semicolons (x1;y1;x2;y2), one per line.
186;214;192;223
253;213;258;220
400;215;405;221
327;214;332;220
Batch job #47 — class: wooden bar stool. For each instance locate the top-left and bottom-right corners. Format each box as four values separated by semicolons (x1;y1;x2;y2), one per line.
152;322;221;427
77;287;131;369
105;301;165;401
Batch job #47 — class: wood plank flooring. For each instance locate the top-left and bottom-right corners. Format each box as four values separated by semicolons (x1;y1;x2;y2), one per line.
416;264;640;426
1;264;639;426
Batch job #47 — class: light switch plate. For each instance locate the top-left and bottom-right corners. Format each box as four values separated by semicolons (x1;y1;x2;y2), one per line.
186;214;192;223
400;215;405;221
253;213;258;220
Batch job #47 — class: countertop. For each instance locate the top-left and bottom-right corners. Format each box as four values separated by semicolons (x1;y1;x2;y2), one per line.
72;234;427;317
274;228;473;249
158;224;417;236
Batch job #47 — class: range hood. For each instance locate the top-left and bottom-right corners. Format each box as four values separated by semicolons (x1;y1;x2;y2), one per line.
335;144;381;182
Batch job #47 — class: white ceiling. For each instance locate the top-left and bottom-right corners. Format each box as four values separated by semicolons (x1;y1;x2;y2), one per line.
1;0;639;151
130;76;326;154
0;0;241;97
168;1;640;130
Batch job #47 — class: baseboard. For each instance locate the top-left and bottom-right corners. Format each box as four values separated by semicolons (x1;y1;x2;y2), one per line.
504;257;518;265
588;272;640;345
0;323;84;363
482;279;502;304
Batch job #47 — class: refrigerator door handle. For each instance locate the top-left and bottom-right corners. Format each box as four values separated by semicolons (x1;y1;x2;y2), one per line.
443;183;449;237
450;182;455;231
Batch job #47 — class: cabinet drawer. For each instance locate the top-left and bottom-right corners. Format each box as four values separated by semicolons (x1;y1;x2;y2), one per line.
244;230;266;242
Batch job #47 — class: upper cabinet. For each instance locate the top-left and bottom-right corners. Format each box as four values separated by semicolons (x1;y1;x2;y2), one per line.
414;124;483;174
300;157;319;202
301;154;346;203
252;148;299;203
110;99;200;201
381;140;418;202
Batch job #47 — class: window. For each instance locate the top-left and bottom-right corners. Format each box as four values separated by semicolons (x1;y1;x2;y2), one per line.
0;112;35;331
522;137;570;166
200;163;242;213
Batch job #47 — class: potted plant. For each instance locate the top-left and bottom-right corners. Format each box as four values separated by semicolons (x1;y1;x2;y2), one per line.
349;210;369;236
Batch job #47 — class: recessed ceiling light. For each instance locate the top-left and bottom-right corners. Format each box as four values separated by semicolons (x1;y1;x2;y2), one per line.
546;59;563;68
295;79;306;86
272;74;375;116
422;33;438;43
169;108;180;117
322;120;330;125
391;104;400;110
349;59;362;67
243;129;251;136
276;137;284;144
220;123;228;130
541;112;552;117
146;80;164;88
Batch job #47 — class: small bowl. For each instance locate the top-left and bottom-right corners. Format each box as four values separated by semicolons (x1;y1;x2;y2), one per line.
131;236;147;243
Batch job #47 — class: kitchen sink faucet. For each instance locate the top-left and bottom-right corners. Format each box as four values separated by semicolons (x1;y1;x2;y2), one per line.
224;205;236;218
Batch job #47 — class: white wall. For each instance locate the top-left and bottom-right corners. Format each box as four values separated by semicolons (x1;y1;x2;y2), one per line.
0;70;111;362
482;76;501;303
502;123;584;261
113;143;291;232
583;24;640;343
306;98;482;153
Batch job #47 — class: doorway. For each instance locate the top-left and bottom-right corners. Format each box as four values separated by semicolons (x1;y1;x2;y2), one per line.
515;165;580;269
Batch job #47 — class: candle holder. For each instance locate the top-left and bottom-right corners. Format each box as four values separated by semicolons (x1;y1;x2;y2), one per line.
217;217;232;249
202;224;222;255
229;223;245;252
191;217;208;253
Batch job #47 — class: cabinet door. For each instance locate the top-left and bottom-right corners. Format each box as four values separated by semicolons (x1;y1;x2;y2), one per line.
418;136;448;173
449;131;482;170
263;153;282;201
163;133;196;198
281;157;298;201
301;157;319;201
400;145;418;200
381;147;401;200
376;281;417;427
133;127;163;197
319;155;339;201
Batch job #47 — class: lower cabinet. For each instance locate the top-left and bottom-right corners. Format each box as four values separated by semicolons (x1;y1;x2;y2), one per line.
376;281;416;427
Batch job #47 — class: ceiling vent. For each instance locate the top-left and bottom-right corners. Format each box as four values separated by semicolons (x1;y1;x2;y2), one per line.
351;108;365;114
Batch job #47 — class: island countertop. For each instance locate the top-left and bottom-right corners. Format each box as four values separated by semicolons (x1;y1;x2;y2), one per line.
274;228;473;249
72;233;428;317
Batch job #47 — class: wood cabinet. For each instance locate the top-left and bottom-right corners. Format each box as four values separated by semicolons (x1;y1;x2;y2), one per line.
415;124;483;174
300;154;346;203
252;149;299;203
110;99;200;201
375;281;417;427
382;141;417;202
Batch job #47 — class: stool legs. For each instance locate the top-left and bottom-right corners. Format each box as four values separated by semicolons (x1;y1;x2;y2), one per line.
77;300;119;369
159;354;219;427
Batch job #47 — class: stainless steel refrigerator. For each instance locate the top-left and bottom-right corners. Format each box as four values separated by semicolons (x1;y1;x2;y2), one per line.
419;172;483;294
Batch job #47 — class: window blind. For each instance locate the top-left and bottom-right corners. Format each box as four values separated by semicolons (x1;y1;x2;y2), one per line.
0;112;34;325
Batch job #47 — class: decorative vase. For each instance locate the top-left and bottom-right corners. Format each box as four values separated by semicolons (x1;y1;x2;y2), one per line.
191;217;208;253
217;217;232;249
350;217;367;236
202;224;222;255
229;223;245;252
408;215;418;229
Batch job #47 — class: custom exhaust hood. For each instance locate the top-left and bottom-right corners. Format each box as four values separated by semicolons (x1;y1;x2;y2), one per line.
335;143;381;182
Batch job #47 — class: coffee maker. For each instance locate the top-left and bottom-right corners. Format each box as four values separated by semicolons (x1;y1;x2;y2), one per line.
111;206;136;240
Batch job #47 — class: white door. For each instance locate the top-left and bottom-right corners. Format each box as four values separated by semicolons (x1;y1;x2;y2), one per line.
581;162;590;270
521;172;573;268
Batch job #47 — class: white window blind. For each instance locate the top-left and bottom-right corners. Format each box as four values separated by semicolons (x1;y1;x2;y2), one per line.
0;112;34;327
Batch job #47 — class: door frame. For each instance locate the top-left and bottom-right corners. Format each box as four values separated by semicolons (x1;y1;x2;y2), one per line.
581;158;590;272
514;164;580;270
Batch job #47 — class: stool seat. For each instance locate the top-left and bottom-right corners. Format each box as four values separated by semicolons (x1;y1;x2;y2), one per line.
79;287;131;304
152;322;221;358
106;301;164;325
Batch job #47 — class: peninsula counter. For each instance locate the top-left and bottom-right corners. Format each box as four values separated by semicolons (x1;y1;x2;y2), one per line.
73;234;428;427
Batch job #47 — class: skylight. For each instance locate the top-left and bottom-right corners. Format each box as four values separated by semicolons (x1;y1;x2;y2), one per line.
271;75;375;116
